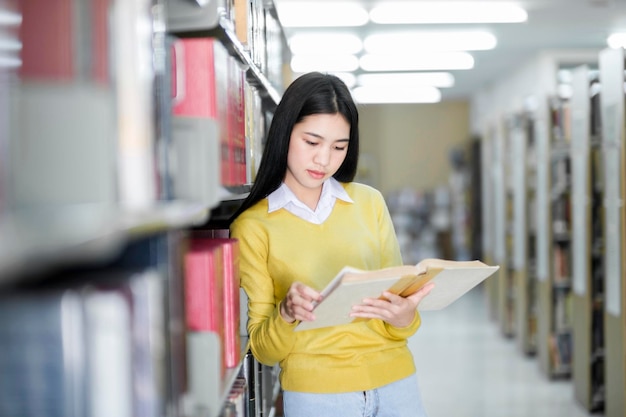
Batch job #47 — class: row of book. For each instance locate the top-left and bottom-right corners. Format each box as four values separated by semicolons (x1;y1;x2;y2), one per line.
0;268;168;417
184;236;242;373
0;234;248;417
231;0;288;91
5;0;277;216
171;36;247;203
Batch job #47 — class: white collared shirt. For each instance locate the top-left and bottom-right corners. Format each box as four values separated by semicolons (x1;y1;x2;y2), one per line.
267;178;354;224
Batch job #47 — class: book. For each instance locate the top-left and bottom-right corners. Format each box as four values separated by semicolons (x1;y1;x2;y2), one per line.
213;238;242;369
171;37;231;203
295;258;499;331
184;238;225;336
0;289;88;417
185;236;242;369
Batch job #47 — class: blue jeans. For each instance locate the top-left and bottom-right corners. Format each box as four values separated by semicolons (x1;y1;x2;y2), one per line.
282;374;429;417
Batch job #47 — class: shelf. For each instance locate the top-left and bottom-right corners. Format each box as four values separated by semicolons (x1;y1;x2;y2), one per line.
0;201;213;282
186;334;251;417
216;16;282;106
166;1;282;107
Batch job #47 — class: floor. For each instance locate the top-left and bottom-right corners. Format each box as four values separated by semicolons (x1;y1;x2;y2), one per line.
409;286;603;417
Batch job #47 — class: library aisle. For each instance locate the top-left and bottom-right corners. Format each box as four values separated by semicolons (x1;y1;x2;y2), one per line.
409;286;602;417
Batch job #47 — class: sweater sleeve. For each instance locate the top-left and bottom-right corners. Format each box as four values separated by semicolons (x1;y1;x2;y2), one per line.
230;215;298;366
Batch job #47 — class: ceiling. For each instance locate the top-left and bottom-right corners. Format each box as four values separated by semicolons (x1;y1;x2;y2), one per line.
273;0;626;101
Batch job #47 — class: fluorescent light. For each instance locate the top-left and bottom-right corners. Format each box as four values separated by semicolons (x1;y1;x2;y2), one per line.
293;71;357;89
291;54;360;73
357;72;455;88
289;33;362;55
370;2;527;24
607;33;626;49
364;31;496;53
277;2;368;27
352;86;442;103
360;52;474;71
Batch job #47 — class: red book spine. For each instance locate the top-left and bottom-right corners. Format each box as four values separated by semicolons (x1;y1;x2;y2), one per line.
20;0;74;81
216;49;232;186
184;240;224;336
216;239;241;368
171;38;217;119
233;64;247;185
92;0;111;85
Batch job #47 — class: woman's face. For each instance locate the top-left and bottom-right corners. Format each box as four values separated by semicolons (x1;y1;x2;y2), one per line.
284;113;350;207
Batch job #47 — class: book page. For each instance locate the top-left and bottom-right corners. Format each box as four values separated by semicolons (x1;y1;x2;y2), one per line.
418;266;499;311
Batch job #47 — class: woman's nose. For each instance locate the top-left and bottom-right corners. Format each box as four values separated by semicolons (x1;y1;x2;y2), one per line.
313;146;331;166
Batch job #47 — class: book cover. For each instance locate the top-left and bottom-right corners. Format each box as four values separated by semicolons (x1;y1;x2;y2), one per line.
211;238;242;368
172;38;218;119
171;37;233;188
295;259;499;331
228;58;247;185
84;289;133;417
184;238;225;335
20;0;74;81
0;289;88;417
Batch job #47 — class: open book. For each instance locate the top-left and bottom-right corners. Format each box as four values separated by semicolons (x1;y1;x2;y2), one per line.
295;258;499;331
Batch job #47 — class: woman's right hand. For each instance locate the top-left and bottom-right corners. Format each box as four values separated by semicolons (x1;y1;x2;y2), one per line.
280;282;322;324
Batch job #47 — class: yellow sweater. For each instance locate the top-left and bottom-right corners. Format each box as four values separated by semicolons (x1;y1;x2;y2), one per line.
230;182;421;393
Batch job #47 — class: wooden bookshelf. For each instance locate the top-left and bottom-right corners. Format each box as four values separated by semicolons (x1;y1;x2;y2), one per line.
537;93;574;379
491;121;514;335
481;126;499;321
598;47;626;417
570;64;606;412
511;111;539;355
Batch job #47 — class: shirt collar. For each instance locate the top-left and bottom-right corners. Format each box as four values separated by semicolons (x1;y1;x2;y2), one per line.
267;177;353;213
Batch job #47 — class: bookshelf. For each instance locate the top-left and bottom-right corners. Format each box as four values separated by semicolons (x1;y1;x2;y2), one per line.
0;1;288;417
481;127;499;320
536;91;574;379
570;64;605;413
598;47;626;417
489;122;511;331
510;110;539;355
498;115;521;339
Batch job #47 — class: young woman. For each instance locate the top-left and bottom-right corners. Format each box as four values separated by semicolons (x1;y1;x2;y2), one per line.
230;72;433;417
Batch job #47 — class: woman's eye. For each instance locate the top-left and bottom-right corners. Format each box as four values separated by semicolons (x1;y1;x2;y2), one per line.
334;146;347;151
305;140;317;146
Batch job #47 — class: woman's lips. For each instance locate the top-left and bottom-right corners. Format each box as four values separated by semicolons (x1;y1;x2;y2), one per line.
307;170;325;180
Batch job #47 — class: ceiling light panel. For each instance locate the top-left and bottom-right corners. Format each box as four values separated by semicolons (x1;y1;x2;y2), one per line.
352;86;442;103
357;72;455;88
364;31;496;53
607;33;626;49
289;33;363;55
360;52;475;71
330;72;357;88
277;2;368;27
370;2;528;24
291;54;360;73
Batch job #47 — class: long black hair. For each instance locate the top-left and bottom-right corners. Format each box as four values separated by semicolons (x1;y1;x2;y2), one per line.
230;72;360;221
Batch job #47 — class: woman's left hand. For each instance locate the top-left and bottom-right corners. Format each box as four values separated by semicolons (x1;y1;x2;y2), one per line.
350;282;435;328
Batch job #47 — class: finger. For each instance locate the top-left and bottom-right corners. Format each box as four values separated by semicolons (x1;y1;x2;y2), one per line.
294;282;323;304
287;298;317;321
407;282;435;303
380;292;405;305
